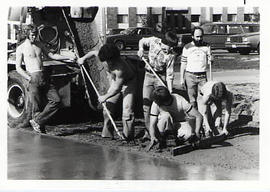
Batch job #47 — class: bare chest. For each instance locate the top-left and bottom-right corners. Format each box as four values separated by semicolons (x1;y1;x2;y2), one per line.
23;44;42;59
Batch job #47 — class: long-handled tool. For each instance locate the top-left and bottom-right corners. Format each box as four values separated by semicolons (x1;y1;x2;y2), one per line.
209;59;213;80
61;8;96;111
142;57;167;88
61;8;124;140
81;65;124;139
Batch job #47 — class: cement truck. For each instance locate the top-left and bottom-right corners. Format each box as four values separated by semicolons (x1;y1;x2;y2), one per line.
7;6;145;128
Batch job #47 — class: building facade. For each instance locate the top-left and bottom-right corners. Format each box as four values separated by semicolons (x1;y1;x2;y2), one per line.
95;6;259;36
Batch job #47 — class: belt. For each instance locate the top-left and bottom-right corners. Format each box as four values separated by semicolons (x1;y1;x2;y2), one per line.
186;71;206;75
145;69;166;75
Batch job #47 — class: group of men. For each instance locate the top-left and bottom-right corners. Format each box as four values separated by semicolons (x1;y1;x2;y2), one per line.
16;24;233;150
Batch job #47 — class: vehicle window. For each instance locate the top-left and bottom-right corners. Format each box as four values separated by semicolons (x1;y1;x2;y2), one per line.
122;28;134;35
242;26;251;33
130;28;138;35
227;25;243;34
211;25;218;34
218;25;227;34
201;25;213;34
248;25;260;32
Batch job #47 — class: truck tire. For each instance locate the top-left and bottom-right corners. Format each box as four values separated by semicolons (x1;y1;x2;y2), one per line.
257;43;260;55
8;71;32;128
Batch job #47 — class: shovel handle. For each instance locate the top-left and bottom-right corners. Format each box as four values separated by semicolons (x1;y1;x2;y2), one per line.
142;58;167;88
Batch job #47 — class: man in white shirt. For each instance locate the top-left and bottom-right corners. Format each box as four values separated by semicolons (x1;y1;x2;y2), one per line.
148;86;203;150
180;26;212;110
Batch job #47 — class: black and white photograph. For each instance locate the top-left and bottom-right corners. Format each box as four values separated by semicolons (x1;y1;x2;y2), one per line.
1;0;270;191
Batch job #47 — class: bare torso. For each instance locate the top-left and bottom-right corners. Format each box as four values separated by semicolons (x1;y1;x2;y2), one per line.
20;39;44;73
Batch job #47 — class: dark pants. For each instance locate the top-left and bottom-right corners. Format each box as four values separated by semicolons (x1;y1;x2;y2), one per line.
28;71;60;126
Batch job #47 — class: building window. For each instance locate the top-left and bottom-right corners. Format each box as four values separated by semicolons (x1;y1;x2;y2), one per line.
152;14;162;23
117;14;128;23
213;14;222;22
227;14;237;22
191;15;200;22
244;14;254;22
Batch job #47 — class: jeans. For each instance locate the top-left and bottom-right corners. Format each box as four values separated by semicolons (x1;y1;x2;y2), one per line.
28;71;61;126
102;77;137;140
143;71;166;131
185;72;207;109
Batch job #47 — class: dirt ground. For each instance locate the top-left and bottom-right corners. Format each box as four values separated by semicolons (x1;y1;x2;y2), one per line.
12;53;260;176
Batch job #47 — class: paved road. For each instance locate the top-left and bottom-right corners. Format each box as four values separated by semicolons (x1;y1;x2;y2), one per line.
8;128;258;180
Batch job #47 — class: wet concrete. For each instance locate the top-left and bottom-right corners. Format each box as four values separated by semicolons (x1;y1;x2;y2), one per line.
8;128;257;180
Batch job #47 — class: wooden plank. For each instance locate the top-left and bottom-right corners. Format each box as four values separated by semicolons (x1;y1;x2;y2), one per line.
171;134;227;156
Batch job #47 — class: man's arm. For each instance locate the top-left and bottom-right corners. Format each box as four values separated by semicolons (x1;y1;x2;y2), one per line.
180;47;187;88
166;55;175;93
77;50;99;65
222;94;233;135
16;46;31;81
207;45;212;66
47;52;76;61
199;95;213;133
98;69;124;103
137;37;154;58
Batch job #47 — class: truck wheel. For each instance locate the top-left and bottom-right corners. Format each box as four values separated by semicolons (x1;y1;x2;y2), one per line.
257;43;260;55
8;71;32;128
115;40;125;50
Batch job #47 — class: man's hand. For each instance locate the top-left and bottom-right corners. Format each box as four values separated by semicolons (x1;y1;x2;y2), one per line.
69;54;77;62
27;76;31;82
98;95;107;104
77;57;85;66
137;49;144;58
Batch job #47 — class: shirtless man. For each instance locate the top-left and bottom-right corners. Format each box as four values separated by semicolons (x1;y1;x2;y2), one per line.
77;43;137;141
16;25;76;133
198;81;234;136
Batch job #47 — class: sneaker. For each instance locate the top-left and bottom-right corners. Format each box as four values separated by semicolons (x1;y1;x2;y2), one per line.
29;119;42;133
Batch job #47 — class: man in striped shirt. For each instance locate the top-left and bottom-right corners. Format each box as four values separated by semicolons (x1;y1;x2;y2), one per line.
180;26;212;110
137;31;178;140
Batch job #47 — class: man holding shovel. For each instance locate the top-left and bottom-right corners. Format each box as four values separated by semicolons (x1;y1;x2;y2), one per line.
137;31;178;141
77;43;137;141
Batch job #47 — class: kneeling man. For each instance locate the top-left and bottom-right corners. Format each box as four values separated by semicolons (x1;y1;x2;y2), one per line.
198;81;234;136
148;86;203;149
